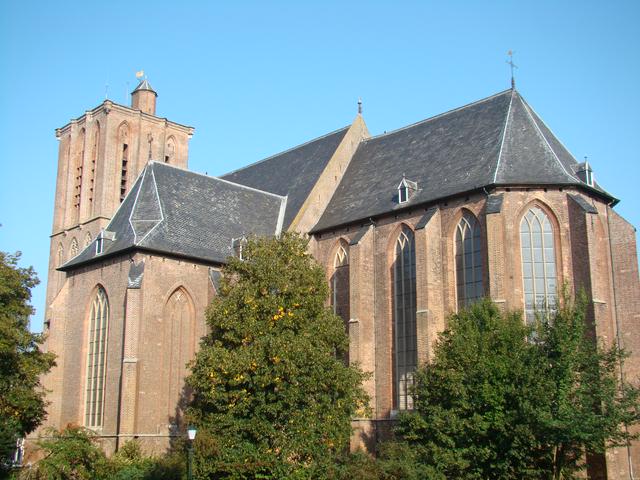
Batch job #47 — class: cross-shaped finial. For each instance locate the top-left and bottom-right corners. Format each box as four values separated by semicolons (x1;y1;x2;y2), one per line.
507;50;518;89
357;97;362;115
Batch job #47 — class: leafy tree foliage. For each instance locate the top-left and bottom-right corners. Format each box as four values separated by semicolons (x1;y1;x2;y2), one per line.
535;294;640;478
186;233;369;479
18;428;185;480
0;252;55;475
18;426;110;480
395;298;640;480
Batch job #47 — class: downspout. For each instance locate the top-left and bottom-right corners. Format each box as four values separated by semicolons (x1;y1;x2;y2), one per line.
605;201;635;480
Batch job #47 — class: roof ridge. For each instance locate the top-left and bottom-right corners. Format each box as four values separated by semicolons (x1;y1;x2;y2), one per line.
493;89;515;183
149;161;288;200
518;95;581;180
221;125;350;176
134;167;165;246
363;89;513;142
517;95;580;182
275;196;288;235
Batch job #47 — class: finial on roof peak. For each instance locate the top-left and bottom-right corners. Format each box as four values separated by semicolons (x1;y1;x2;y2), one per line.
506;50;518;89
357;97;363;115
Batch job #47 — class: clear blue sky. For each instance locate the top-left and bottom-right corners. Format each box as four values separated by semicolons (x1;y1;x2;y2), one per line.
1;1;638;333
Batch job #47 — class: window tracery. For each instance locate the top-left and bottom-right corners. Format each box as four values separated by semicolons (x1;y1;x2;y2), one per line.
393;227;417;410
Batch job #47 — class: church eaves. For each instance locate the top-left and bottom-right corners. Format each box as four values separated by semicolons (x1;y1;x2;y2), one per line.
60;162;287;270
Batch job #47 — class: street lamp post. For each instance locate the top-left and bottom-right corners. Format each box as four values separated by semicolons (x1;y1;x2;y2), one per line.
187;426;197;480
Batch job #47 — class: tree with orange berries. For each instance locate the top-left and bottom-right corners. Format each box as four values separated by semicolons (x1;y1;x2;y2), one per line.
186;233;368;479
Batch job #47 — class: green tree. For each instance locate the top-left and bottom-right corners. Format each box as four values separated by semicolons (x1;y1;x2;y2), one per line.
395;298;640;479
18;426;110;480
536;294;640;478
395;301;549;479
0;251;55;476
186;233;369;479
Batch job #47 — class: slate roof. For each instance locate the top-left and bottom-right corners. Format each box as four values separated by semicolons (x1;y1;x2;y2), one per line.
132;79;156;94
313;89;615;232
60;162;287;270
221;126;349;228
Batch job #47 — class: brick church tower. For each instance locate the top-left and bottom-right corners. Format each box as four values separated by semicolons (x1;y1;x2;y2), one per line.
45;80;194;325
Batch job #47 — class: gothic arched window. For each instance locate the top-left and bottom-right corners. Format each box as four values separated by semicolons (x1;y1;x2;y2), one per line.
455;212;483;309
89;123;100;211
118;123;129;203
165;136;176;164
162;287;196;421
393;227;417;410
85;287;109;428
74;128;86;219
69;237;79;259
57;243;64;267
330;243;350;325
520;207;557;323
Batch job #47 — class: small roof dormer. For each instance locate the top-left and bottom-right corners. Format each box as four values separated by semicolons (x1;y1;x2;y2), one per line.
398;175;418;204
575;160;594;187
131;79;158;116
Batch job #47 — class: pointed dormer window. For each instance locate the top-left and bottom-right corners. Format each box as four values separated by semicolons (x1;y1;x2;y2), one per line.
232;235;247;260
95;230;116;255
96;232;104;255
398;176;418;204
576;160;594;187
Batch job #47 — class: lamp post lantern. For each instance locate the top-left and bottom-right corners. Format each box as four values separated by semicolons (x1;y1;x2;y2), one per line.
187;426;197;480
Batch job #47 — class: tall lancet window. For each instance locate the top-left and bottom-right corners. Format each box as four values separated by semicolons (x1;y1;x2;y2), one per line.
89;123;100;212
118;123;129;203
393;227;417;410
163;287;196;423
455;212;484;309
85;287;109;428
74;128;86;220
330;243;350;326
520;207;557;323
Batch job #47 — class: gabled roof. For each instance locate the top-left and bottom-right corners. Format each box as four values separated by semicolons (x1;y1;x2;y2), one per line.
61;162;287;270
221;126;350;228
313;89;615;232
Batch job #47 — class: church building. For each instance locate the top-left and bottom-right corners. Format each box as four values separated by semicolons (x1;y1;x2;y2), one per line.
39;79;640;478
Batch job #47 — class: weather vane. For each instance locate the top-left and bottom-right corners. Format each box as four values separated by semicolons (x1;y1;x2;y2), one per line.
506;50;518;89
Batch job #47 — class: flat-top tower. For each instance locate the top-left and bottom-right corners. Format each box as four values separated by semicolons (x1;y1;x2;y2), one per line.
45;80;194;325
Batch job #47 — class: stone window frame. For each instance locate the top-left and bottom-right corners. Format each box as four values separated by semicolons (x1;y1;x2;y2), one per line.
390;224;417;411
454;210;484;310
519;204;559;323
84;285;109;429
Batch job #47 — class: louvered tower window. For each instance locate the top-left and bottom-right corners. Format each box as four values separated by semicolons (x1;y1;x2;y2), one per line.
74;129;86;218
85;287;109;428
393;227;417;410
455;212;484;309
89;124;99;211
120;144;128;202
520;207;557;323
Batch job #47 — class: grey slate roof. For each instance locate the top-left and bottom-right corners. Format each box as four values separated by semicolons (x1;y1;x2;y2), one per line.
221;126;349;228
313;89;615;232
132;79;156;94
61;162;287;270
